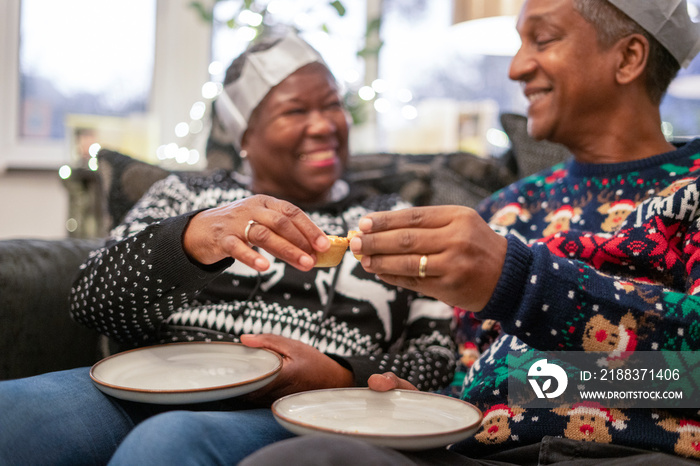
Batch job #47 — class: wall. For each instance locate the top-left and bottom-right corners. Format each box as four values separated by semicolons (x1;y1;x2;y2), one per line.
453;0;525;22
0;170;67;239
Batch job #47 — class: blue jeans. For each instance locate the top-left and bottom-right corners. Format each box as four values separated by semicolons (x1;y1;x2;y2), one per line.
0;367;295;465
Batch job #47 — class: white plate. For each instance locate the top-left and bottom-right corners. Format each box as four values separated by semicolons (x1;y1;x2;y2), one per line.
90;342;282;404
272;388;482;451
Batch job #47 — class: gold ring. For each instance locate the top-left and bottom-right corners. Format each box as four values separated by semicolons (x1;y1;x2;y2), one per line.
418;255;428;278
244;220;257;244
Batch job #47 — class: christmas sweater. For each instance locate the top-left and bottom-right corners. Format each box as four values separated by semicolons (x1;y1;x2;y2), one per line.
451;139;700;460
70;171;456;391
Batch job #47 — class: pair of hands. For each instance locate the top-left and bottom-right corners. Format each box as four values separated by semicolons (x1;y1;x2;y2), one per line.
184;195;508;311
184;195;508;402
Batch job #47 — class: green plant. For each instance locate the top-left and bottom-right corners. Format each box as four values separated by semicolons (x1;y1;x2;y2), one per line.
189;0;382;125
189;0;348;35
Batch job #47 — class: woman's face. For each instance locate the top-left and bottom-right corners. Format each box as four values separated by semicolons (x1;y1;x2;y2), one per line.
241;62;350;204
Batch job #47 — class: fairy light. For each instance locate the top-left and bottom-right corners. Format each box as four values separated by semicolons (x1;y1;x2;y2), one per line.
397;88;413;103
190;101;207;120
65;218;78;232
201;82;220;99
236;26;258;42
371;78;388;93
189;120;204;134
238;9;263;27
486;128;509;148
58;165;72;179
88;143;102;157
208;61;224;77
401;105;417;120
358;86;375;101
373;97;390;113
174;122;190;138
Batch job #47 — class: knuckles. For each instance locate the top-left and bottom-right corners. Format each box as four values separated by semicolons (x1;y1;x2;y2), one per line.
269;214;292;232
397;230;418;250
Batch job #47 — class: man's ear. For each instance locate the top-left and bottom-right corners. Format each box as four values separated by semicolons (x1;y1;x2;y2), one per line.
614;33;649;85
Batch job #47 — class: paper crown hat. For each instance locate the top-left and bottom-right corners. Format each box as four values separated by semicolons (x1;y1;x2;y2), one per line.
214;31;326;150
607;0;700;68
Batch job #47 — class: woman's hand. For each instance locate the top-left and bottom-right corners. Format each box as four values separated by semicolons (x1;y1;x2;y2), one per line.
239;334;355;405
349;205;508;311
183;194;330;271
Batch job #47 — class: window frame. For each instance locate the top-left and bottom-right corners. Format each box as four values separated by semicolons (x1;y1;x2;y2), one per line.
0;0;212;172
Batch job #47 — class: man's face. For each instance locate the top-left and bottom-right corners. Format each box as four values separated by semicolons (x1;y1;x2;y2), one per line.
509;0;619;146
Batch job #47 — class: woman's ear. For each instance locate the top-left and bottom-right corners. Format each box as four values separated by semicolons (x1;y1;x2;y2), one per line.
615;33;649;85
239;127;253;155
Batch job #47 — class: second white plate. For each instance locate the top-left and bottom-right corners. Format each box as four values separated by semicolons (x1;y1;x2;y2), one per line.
272;388;482;450
90;342;282;404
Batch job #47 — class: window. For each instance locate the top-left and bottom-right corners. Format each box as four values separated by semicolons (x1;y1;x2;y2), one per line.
1;0;211;170
18;0;156;141
210;0;367;86
209;0;454;155
375;1;700;156
662;0;700;140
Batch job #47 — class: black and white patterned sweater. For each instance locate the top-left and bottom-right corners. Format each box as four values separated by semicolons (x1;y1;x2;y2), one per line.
70;171;457;391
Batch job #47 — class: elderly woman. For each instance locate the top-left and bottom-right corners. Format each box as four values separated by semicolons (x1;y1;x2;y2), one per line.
0;31;456;465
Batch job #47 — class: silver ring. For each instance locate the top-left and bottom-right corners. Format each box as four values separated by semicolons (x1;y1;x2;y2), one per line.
418;255;428;278
244;220;257;244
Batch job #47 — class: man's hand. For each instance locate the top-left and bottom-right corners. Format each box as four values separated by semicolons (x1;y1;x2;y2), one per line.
350;205;507;311
367;372;418;392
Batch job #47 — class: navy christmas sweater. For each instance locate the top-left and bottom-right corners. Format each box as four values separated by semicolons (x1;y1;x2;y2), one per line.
451;139;700;460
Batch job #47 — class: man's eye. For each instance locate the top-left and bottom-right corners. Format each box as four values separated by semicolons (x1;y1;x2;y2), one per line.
534;35;557;48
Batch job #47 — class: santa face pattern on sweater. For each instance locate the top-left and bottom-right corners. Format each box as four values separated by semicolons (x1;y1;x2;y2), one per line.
452;140;700;459
70;171;456;392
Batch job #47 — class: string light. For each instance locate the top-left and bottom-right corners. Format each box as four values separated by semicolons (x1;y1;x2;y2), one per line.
58;165;72;179
165;2;429;167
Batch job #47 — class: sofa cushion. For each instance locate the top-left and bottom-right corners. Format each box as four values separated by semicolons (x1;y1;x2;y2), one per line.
97;149;171;229
97;148;517;225
346;151;516;207
0;238;104;380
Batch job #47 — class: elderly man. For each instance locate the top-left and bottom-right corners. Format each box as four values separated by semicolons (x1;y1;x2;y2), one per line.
241;0;700;464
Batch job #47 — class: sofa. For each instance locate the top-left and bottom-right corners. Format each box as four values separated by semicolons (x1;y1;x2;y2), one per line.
0;113;571;381
0;237;105;379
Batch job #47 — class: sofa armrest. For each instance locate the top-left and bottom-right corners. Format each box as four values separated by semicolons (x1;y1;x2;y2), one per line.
0;238;104;380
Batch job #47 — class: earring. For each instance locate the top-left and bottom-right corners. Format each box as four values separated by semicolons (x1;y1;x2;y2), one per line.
239;149;248;159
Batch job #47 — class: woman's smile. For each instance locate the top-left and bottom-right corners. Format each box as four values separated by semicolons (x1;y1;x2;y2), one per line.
299;149;337;167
